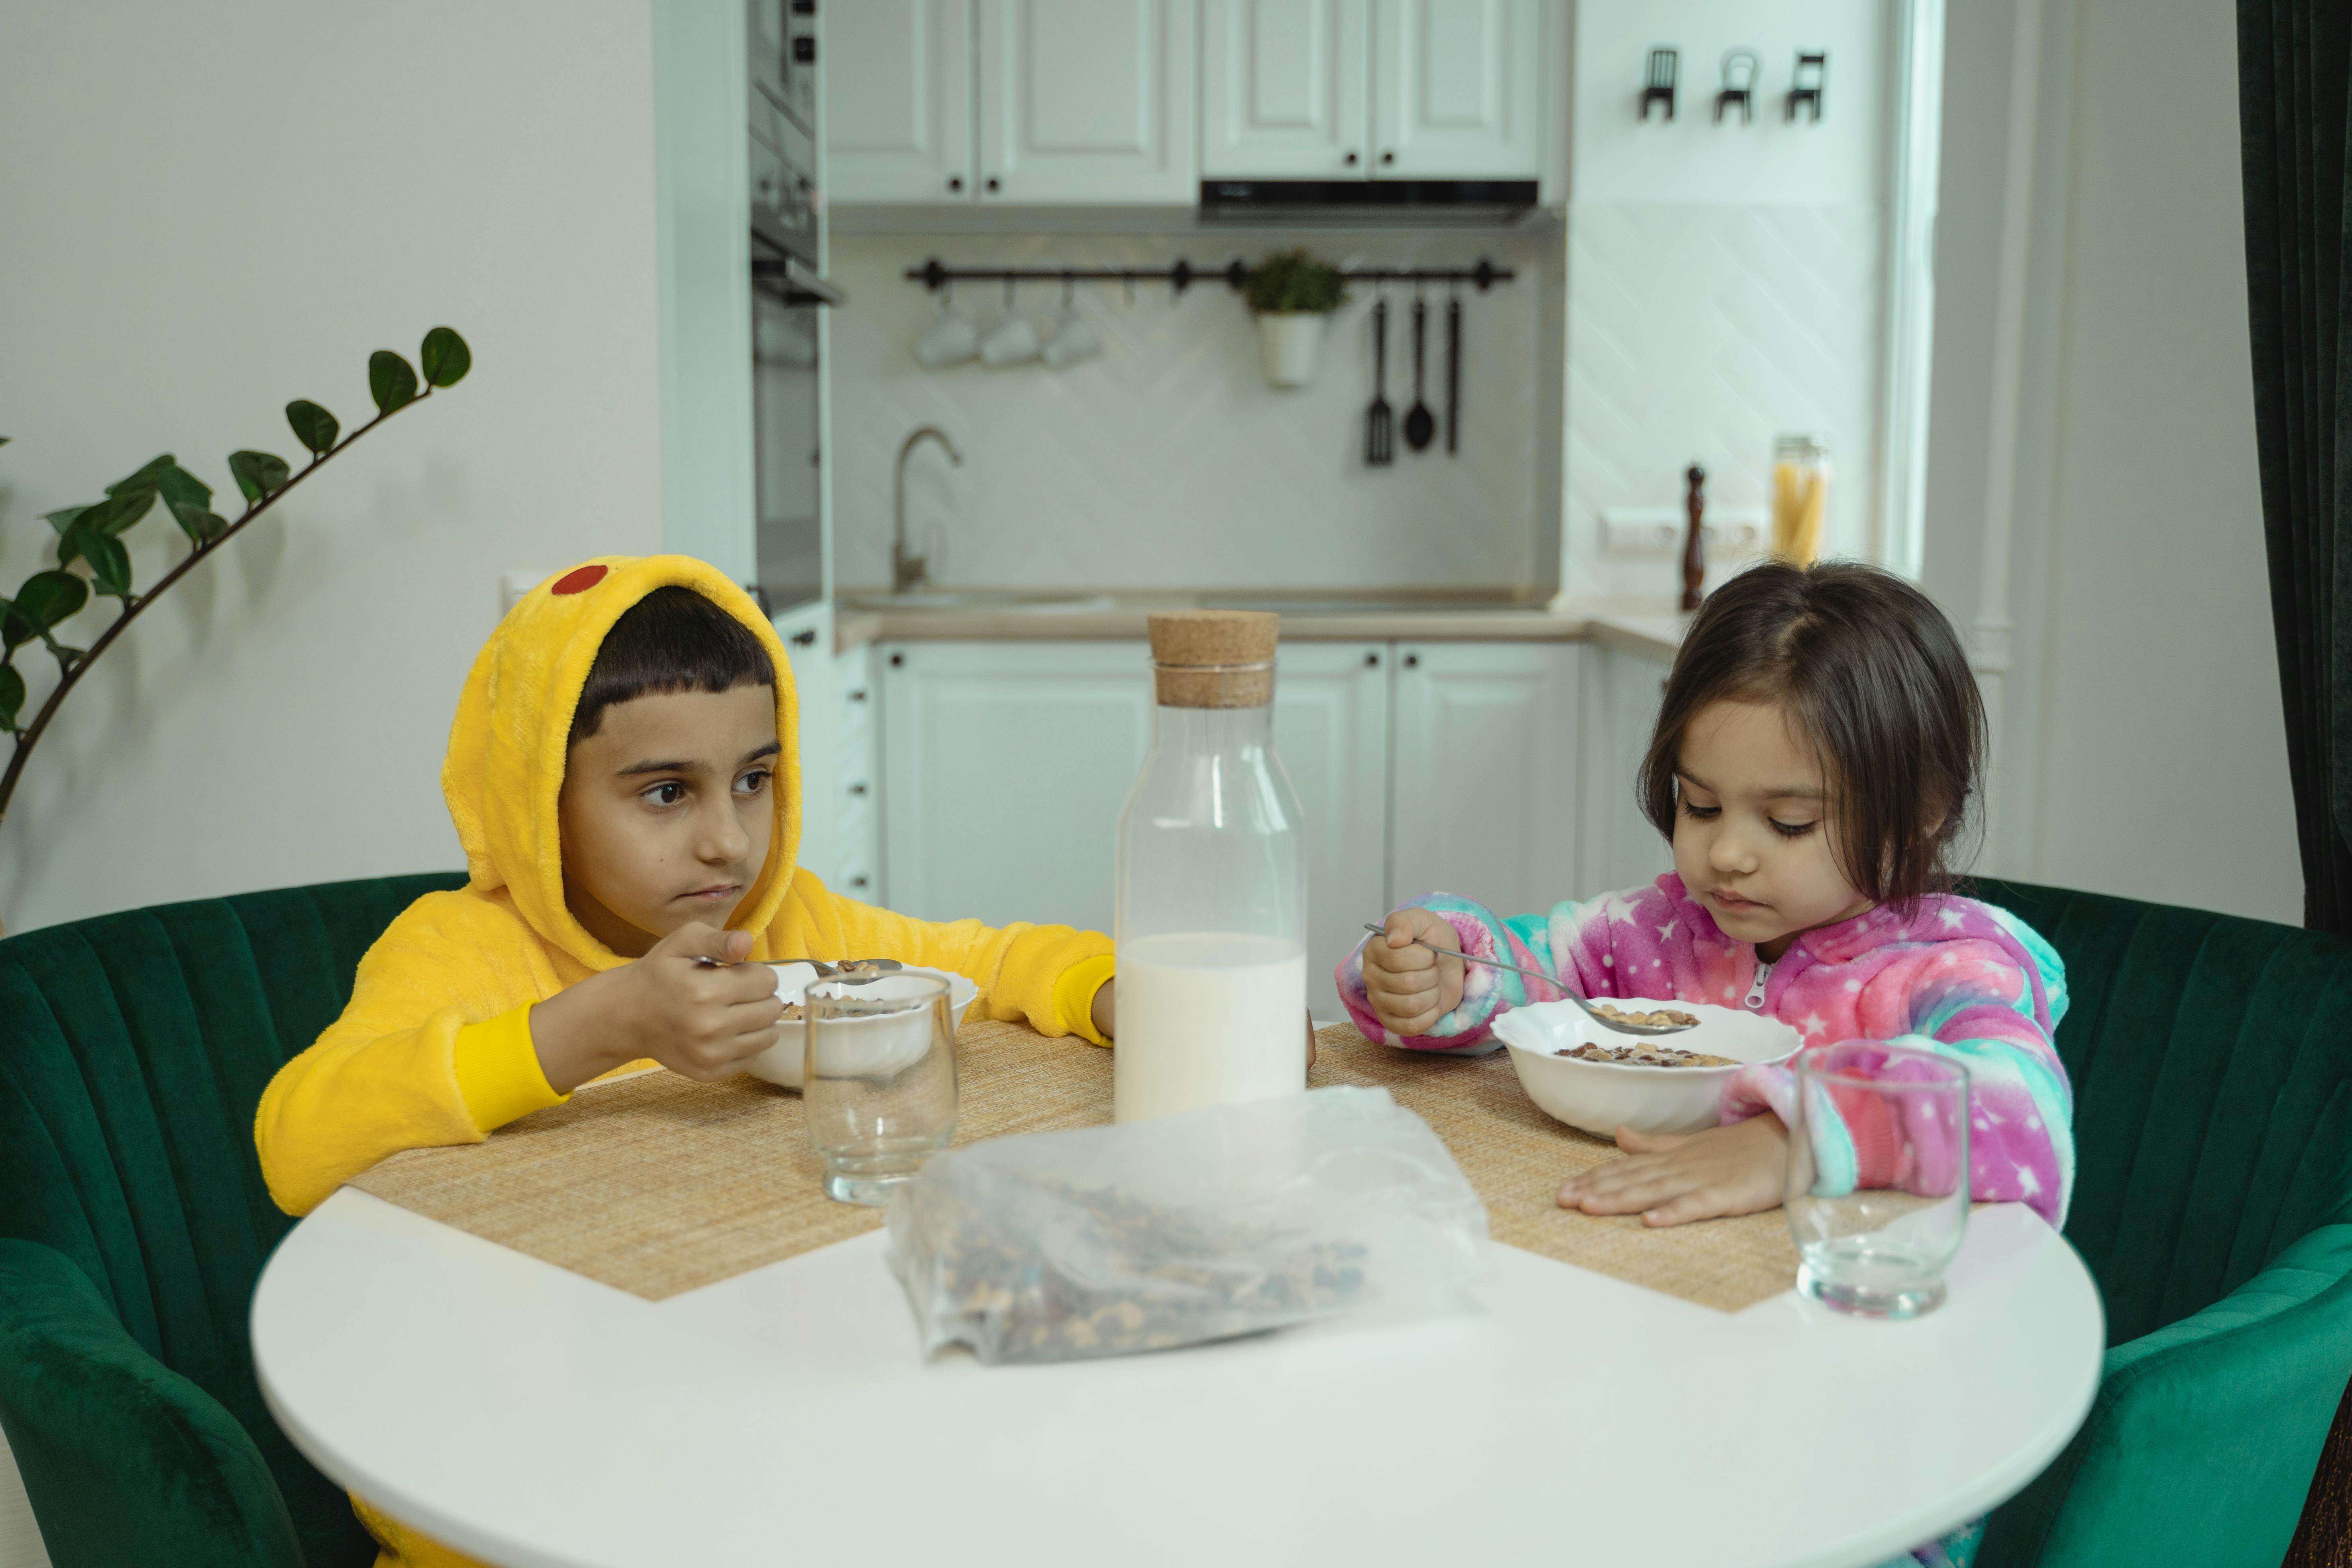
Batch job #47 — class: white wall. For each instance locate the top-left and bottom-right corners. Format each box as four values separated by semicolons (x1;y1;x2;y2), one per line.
1921;0;2302;924
825;229;1552;592
0;1;667;934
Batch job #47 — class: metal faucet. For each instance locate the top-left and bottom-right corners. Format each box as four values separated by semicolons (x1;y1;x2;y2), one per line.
893;426;962;593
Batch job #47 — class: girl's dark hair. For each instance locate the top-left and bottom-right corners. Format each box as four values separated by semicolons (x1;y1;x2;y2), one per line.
569;585;775;744
1638;560;1985;910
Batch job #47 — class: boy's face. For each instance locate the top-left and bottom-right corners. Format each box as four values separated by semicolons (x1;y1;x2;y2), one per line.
558;683;780;958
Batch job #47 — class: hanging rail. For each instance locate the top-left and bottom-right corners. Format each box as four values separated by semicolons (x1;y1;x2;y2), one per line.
903;256;1515;297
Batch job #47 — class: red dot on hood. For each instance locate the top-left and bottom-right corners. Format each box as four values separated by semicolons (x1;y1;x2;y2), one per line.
551;564;608;595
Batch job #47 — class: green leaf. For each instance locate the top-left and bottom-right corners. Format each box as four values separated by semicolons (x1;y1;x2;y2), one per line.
419;326;471;388
169;500;228;545
369;350;419;414
228;449;291;503
0;664;22;732
285;399;340;456
0;599;23;652
105;455;176;498
41;505;90;538
153;461;212;512
83;534;134;599
77;487;156;537
12;571;88;634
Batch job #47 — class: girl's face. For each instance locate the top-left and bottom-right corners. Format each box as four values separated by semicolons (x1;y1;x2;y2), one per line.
1671;699;1873;961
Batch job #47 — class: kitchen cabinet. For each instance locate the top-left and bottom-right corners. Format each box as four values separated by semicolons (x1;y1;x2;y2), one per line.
1579;643;1677;902
881;642;1152;932
789;626;883;903
1200;0;1368;179
828;0;1198;204
1268;642;1389;981
1389;640;1578;922
825;0;974;202
1200;0;1541;181
1371;0;1543;179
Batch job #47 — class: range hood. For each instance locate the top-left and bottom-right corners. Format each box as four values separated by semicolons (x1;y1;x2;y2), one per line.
1198;179;1537;226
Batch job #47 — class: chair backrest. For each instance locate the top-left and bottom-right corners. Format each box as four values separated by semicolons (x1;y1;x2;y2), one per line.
0;872;467;1566
1973;878;2352;1345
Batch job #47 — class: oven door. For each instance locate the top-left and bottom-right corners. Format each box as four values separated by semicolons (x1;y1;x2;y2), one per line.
752;249;826;613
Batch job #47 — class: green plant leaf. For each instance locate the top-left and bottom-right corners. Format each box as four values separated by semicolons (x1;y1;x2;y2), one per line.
0;664;22;732
153;461;212;512
0;599;24;652
13;571;88;633
285;399;339;456
228;449;292;503
369;350;419;414
105;455;176;498
77;487;156;537
169;500;228;545
41;505;89;538
419;326;471;388
83;534;134;599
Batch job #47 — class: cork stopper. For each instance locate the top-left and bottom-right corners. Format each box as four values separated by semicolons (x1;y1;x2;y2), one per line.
1147;610;1279;708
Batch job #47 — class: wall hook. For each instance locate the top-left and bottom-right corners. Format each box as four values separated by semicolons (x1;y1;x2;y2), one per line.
1641;48;1677;122
1787;50;1827;122
1715;49;1759;124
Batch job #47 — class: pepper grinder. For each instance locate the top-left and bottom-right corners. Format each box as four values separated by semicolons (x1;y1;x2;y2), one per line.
1680;463;1706;611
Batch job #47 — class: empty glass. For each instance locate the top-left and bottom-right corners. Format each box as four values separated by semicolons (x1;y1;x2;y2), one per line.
1785;1043;1970;1318
803;974;958;1205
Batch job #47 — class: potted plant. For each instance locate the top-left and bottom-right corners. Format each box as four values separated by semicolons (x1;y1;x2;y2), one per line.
1244;249;1347;388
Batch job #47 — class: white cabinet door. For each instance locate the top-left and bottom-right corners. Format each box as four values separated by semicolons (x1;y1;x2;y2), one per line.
977;0;1198;202
826;0;975;202
880;642;1151;933
1390;641;1578;922
1369;0;1541;178
1200;0;1368;179
1270;642;1389;989
1579;644;1676;903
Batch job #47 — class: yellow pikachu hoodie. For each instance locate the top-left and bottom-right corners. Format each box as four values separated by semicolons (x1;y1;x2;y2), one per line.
255;554;1114;1220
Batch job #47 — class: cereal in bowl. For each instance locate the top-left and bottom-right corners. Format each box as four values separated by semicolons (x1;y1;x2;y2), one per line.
1557;1042;1738;1069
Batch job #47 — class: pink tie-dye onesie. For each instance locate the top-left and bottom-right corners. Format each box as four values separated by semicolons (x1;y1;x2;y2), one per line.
1335;872;2074;1228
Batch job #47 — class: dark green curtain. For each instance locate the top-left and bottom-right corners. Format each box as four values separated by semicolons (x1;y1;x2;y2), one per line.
2239;4;2352;1561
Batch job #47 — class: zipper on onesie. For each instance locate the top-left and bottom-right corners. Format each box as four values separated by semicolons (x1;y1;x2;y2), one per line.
1743;958;1773;1011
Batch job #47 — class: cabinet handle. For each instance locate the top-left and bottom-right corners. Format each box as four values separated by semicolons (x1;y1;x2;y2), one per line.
849;781;868;797
889;652;905;668
1363;651;1380;667
1344;150;1360;166
850;875;870;890
791;35;815;62
848;687;868;702
947;175;963;192
790;629;817;647
1380;151;1396;165
1404;652;1420;669
985;176;1001;193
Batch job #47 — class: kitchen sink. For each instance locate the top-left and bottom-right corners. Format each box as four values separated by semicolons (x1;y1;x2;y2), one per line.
844;591;1119;614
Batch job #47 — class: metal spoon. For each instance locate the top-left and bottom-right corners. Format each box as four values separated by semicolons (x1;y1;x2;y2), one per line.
1360;924;1696;1036
1403;296;1436;452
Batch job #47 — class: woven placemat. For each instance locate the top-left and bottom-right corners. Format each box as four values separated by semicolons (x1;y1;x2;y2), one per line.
349;1022;1799;1312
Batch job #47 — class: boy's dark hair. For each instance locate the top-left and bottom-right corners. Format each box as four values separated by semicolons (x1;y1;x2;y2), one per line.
1637;560;1985;910
569;585;775;744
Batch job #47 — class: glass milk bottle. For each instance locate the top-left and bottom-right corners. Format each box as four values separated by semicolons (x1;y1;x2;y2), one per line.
1114;611;1308;1123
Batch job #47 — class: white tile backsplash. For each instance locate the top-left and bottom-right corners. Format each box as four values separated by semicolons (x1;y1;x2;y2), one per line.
826;231;1551;591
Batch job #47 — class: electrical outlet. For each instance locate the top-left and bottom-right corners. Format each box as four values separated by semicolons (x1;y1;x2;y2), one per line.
1600;507;1767;559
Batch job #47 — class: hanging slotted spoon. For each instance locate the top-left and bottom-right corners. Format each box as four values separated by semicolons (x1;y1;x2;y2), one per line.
1365;297;1394;466
1360;924;1696;1036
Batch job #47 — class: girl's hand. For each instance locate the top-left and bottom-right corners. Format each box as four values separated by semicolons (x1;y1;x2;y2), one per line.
1558;1113;1789;1227
1361;908;1465;1036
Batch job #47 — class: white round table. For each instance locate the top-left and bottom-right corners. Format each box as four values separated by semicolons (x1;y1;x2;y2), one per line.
253;1186;2101;1568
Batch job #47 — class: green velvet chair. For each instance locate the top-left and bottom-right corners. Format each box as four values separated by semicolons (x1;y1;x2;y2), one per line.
0;872;465;1568
0;874;2348;1565
1972;879;2352;1567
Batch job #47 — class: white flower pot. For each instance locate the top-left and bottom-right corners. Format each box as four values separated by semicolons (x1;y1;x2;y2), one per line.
1256;312;1327;388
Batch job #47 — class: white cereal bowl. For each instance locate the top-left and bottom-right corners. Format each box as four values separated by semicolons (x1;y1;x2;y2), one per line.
1492;998;1802;1138
743;964;979;1090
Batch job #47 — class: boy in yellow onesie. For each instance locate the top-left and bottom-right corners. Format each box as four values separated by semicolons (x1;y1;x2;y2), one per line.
255;554;1115;1568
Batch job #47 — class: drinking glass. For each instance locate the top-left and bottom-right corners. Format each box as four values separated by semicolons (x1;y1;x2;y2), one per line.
1785;1042;1970;1317
803;974;957;1205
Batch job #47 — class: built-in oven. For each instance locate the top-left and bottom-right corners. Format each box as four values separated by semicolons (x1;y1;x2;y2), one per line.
748;0;832;614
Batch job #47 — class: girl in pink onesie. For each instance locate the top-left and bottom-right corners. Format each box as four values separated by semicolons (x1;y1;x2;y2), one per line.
1343;561;2071;1568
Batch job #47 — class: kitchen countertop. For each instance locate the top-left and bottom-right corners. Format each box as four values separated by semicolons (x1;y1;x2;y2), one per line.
830;593;1687;662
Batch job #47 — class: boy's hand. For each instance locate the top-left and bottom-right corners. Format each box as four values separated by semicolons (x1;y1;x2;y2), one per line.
530;923;784;1094
1361;908;1465;1036
1557;1113;1789;1227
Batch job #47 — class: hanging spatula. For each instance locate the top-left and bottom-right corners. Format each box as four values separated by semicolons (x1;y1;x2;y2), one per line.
1365;298;1393;466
